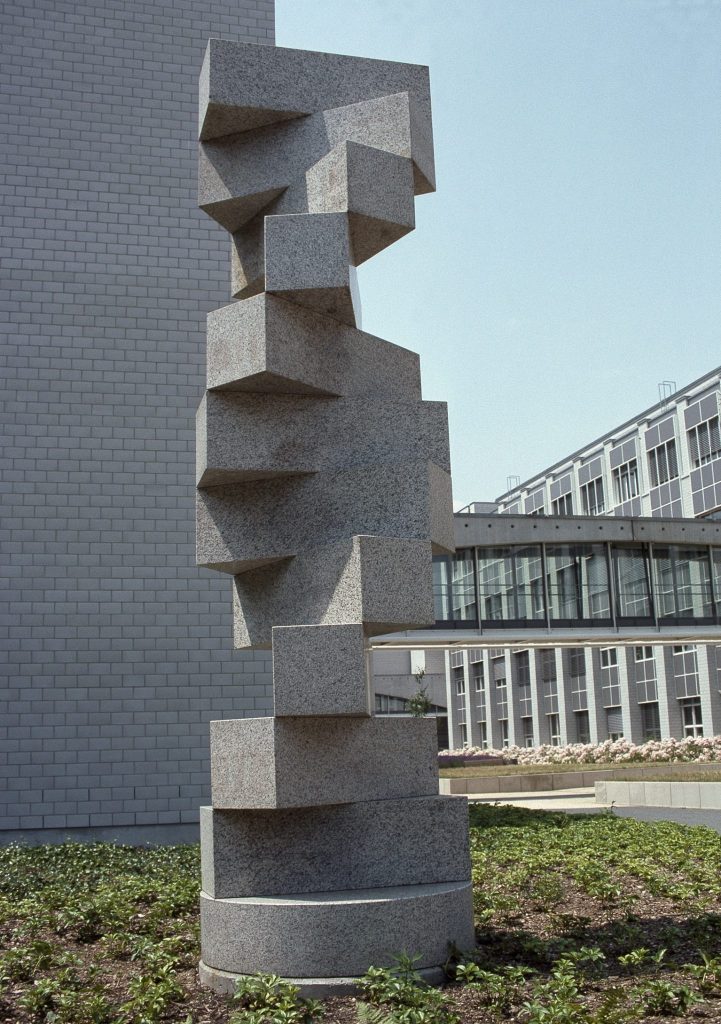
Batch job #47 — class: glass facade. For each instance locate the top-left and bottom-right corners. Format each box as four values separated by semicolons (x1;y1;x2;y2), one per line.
433;540;721;630
546;544;610;622
653;546;715;620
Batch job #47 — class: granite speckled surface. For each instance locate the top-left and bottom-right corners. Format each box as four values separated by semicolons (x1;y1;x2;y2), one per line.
197;465;451;575
199;881;474;978
196;390;451;484
271;623;370;717
199;40;434;186
209;716;439;809
200;795;470;897
205;294;422;399
228;536;435;648
196;38;471;988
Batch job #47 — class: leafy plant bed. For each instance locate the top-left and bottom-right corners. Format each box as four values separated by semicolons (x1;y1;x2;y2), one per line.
2;808;721;1022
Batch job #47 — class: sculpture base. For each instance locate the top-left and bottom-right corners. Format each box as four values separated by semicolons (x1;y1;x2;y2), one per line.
199;880;474;984
198;960;447;998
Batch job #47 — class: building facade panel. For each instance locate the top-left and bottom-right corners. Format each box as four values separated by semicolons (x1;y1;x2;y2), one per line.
1;0;275;838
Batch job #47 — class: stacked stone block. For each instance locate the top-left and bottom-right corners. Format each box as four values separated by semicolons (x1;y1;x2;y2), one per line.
196;39;474;991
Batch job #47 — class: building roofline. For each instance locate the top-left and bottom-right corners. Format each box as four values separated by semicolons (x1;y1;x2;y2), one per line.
494;363;721;503
452;509;721;548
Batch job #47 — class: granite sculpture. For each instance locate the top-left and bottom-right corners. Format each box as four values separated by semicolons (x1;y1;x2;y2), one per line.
196;38;474;993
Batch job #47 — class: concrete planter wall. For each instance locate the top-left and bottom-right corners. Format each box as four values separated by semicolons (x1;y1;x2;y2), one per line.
440;763;721;796
596;781;721;809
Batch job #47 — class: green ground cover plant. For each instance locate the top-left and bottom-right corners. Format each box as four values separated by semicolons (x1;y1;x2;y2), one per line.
2;807;721;1022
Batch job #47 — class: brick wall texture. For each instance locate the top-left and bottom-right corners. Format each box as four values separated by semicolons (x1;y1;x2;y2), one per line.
0;0;275;833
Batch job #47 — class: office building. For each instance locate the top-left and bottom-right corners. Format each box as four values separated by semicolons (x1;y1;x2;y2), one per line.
374;369;721;750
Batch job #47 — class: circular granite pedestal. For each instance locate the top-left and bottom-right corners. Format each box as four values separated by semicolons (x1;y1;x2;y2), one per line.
199;879;474;995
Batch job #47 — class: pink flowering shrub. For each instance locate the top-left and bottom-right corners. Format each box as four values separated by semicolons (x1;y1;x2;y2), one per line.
439;735;721;765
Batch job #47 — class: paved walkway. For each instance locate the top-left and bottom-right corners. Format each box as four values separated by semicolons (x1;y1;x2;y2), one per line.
468;787;721;833
469;787;602;813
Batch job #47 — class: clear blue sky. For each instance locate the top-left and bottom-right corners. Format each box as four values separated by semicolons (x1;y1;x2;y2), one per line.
277;0;720;509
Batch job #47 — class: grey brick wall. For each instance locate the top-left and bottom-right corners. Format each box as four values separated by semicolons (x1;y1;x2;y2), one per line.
0;0;275;837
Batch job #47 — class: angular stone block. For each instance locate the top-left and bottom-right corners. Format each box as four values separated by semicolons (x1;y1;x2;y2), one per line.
265;213;360;326
206;295;422;401
229;535;434;647
196;388;451;486
201;90;434;239
199;880;474;978
272;624;370;717
200;41;434;191
209;715;438;809
306;142;415;264
200;795;471;898
197;466;447;576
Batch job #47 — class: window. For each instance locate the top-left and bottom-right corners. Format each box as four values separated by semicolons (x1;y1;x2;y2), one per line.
455;677;466;696
493;658;508;719
673;645;700;699
600;647;621;706
653;546;714;619
515;651;533;717
581;477;605;516
681;699;703;738
539;649;559;716
613;460;639;504
529;506;545;517
688;417;721;468
546;544;610;621
522;717;534;747
477;546;545;623
634;645;658;703
613;546;652;619
500;720;509;747
433;551;477;623
606;707;624;741
548;713;561;745
478;721;488;749
552;493;573;516
474;667;487;719
641;703;661;741
575;710;591;744
573;712;589;745
459;723;468;747
648;439;678;487
569;647;588;711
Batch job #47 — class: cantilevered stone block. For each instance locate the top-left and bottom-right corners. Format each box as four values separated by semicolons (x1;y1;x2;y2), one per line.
196;389;451;486
201;90;434;238
265;213;360;326
196;463;449;571
272;624;370;717
229;535;434;648
210;715;438;810
200;41;435;190
200;795;470;898
206;295;422;400
197;461;452;572
307;142;415;265
200;881;474;979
